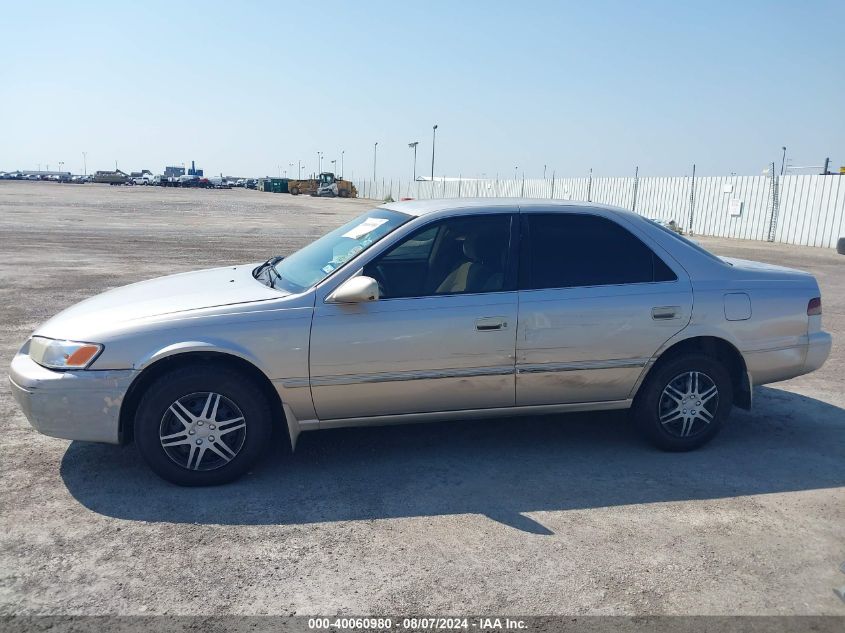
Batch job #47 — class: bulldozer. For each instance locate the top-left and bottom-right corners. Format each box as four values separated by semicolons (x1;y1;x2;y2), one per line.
288;172;357;198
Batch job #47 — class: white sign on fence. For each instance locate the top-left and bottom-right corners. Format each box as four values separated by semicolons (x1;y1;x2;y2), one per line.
728;198;743;217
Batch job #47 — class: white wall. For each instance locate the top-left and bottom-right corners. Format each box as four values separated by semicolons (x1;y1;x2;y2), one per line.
352;174;845;249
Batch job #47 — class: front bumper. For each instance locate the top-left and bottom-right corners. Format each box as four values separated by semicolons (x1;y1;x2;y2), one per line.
9;353;137;444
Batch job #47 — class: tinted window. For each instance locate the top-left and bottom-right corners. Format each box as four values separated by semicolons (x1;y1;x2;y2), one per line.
364;215;512;298
521;214;677;290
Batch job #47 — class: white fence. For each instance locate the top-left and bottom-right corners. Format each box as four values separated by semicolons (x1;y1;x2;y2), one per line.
352;174;845;249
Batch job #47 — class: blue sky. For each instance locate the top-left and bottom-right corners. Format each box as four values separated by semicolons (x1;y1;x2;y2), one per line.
2;0;843;179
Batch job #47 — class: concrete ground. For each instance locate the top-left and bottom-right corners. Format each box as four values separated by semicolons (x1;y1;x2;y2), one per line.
0;180;843;616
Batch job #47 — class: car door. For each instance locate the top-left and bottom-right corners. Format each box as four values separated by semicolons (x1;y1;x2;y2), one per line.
516;209;692;406
309;212;519;422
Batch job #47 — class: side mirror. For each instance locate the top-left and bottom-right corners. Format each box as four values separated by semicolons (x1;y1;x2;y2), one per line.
328;276;380;303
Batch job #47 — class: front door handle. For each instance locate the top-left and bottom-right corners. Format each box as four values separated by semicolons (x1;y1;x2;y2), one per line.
476;316;508;331
652;306;680;320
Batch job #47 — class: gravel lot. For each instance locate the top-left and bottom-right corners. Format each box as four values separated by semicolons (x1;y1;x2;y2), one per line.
0;180;843;616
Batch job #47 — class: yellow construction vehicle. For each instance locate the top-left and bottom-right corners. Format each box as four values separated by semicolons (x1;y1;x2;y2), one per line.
288;172;357;198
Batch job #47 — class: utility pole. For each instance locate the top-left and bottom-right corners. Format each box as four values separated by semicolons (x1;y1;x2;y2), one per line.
317;151;322;176
780;146;787;176
373;142;378;181
408;141;419;182
341;150;345;177
82;152;87;176
431;124;438;181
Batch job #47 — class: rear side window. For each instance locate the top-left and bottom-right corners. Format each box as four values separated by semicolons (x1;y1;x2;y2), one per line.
521;214;677;290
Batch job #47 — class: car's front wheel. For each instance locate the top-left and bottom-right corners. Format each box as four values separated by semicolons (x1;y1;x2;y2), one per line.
134;365;272;486
632;354;733;451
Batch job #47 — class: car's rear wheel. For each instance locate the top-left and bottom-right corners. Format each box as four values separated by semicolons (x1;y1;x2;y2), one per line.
632;354;733;451
134;365;272;486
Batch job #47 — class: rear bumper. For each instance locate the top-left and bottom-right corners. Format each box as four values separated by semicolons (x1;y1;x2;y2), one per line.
744;331;832;386
9;353;136;444
805;331;832;373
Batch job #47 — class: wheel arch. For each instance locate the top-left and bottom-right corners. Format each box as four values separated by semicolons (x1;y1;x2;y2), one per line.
118;350;287;446
635;335;751;410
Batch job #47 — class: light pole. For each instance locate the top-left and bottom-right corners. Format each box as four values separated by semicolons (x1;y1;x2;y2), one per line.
58;161;64;173
514;166;518;180
543;164;547;179
430;124;438;181
317;152;322;176
331;159;336;174
408;141;419;182
373;142;378;181
341;150;345;177
298;160;302;179
82;152;87;176
780;146;787;176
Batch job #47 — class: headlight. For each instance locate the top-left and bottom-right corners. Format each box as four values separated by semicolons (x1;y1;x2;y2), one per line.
28;336;103;370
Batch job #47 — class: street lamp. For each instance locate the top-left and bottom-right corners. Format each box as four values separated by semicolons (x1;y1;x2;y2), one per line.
431;125;438;180
780;146;787;176
408;141;419;182
82;152;87;176
373;142;378;181
341;150;345;178
514;166;519;179
298;160;302;179
317;152;322;176
331;159;337;174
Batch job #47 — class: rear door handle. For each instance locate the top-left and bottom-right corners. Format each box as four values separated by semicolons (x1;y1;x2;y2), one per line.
652;306;680;320
476;316;508;331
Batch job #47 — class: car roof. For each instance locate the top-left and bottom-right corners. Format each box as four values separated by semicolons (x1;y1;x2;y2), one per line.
379;197;639;219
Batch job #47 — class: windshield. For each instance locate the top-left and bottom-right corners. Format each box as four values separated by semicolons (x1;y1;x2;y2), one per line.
273;209;411;293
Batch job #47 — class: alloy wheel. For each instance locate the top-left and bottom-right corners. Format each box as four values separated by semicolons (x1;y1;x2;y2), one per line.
159;392;247;471
658;371;719;438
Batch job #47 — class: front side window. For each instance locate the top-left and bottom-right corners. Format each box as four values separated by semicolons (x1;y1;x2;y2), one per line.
273;209;410;293
364;214;513;299
521;213;677;290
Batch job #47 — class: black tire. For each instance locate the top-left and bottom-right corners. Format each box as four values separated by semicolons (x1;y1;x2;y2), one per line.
134;365;273;486
632;353;733;451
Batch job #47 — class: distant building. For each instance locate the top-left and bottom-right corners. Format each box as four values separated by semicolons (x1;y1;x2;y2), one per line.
187;160;203;177
164;165;185;178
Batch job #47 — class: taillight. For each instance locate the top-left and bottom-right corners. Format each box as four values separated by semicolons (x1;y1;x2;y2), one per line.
807;297;822;316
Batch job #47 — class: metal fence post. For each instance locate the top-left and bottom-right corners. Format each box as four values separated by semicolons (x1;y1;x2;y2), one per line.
632;166;639;212
587;168;593;202
550;171;555;199
766;162;780;242
458;175;462;198
688;164;696;235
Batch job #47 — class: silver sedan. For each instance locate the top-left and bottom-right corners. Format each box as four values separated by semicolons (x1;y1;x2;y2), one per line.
9;200;832;485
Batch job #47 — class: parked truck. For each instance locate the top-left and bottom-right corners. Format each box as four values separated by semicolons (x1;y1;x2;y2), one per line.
288;172;357;198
